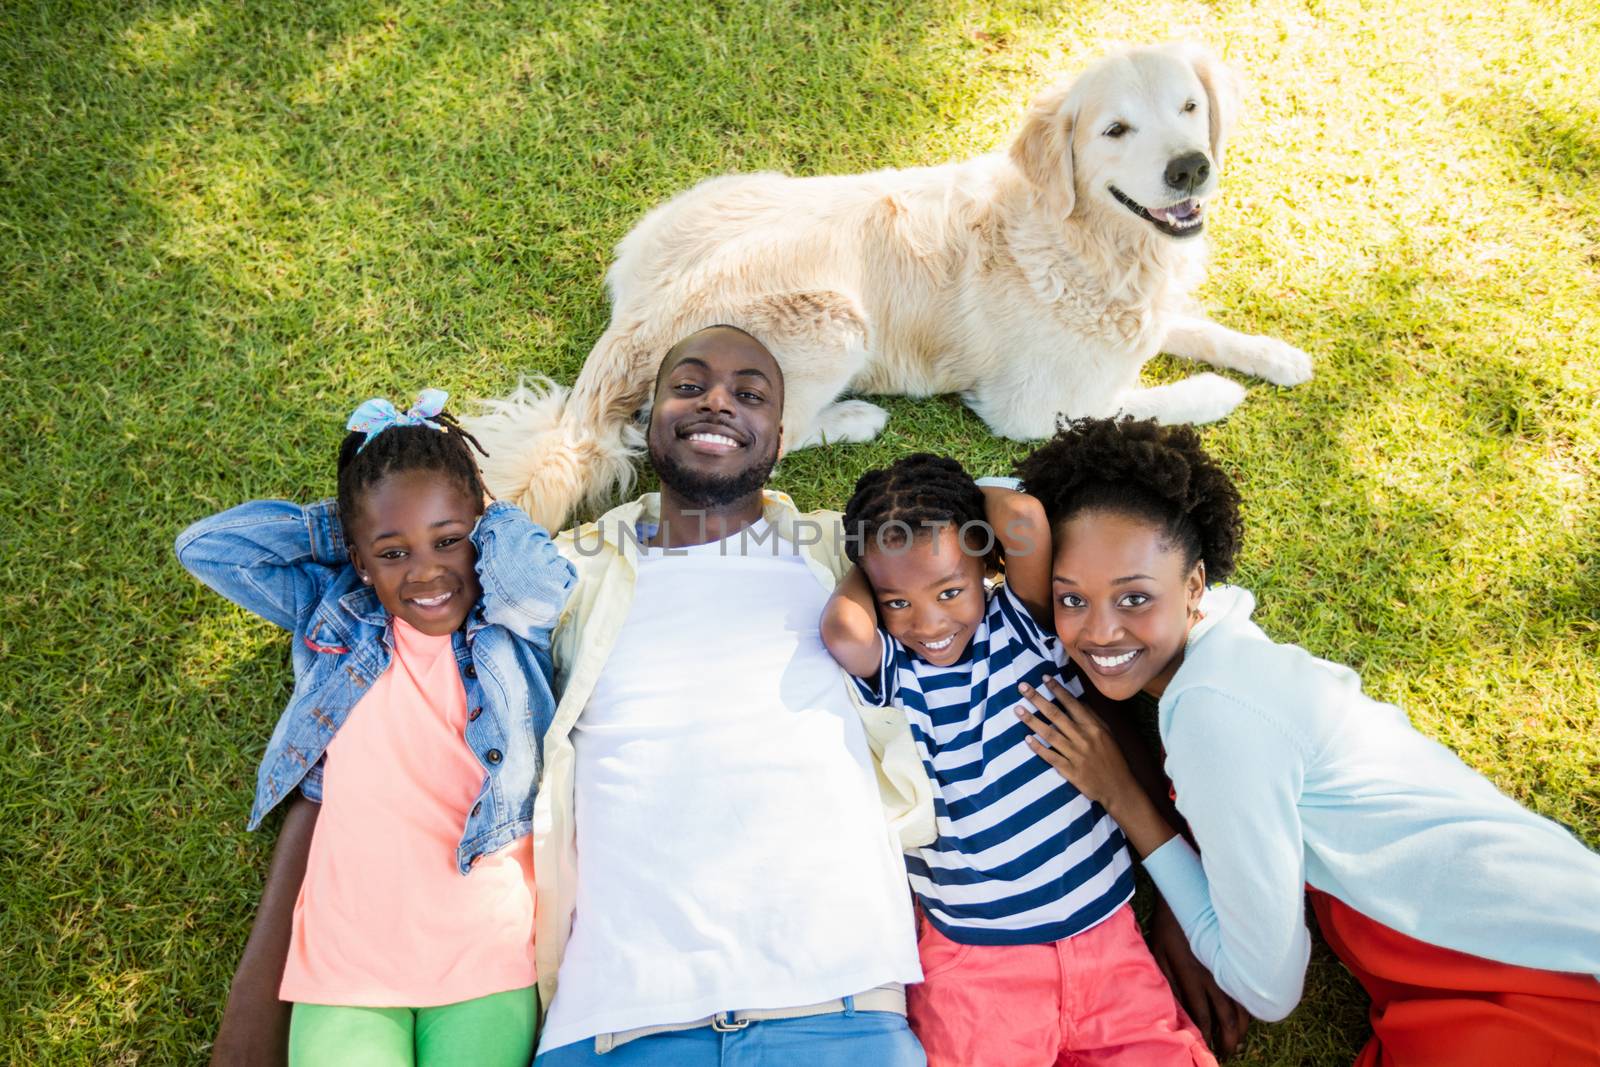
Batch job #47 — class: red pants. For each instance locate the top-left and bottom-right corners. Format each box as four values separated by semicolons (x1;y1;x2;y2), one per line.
1310;889;1600;1067
907;904;1215;1067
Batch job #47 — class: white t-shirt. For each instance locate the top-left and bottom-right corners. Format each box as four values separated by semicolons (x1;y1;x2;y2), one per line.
537;522;922;1051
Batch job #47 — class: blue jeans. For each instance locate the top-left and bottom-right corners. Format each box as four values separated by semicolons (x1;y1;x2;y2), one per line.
534;1011;926;1066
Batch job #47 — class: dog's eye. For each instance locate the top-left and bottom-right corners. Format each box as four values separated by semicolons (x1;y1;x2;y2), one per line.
1102;122;1128;138
1183;100;1198;113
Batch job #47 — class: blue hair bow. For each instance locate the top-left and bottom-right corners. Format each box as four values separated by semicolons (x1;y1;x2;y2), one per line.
347;388;449;451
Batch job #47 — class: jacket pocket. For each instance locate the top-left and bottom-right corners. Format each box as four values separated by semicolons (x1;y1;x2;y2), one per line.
303;612;352;654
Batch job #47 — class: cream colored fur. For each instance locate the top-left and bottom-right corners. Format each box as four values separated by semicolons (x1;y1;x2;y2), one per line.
469;42;1312;529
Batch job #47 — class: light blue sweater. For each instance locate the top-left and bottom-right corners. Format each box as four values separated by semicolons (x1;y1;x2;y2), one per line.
1142;586;1600;1021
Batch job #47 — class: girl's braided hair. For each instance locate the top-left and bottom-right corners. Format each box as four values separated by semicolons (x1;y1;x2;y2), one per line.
336;410;489;541
1013;417;1243;581
842;452;993;565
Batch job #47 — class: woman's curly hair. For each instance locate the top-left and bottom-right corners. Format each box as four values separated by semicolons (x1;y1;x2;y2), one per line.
1013;417;1243;581
841;452;992;566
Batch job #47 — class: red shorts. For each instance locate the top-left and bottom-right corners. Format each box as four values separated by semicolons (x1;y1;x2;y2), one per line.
907;904;1216;1067
1309;888;1600;1067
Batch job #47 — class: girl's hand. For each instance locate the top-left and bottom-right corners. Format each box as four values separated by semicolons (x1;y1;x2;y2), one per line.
1016;678;1179;858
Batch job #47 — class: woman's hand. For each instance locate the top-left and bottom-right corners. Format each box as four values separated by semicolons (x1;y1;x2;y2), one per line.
1150;895;1251;1058
1015;677;1178;858
1015;678;1142;808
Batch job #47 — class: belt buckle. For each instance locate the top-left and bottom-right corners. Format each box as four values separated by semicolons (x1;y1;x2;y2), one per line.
710;1013;750;1033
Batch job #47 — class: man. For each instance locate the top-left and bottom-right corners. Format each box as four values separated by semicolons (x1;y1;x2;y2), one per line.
208;326;1245;1064
531;324;928;1062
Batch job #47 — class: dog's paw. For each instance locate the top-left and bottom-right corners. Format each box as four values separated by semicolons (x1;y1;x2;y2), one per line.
1251;338;1314;387
793;399;890;448
1121;374;1248;425
1175;373;1249;424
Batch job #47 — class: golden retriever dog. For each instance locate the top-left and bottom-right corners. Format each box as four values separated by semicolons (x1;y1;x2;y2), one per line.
470;42;1312;529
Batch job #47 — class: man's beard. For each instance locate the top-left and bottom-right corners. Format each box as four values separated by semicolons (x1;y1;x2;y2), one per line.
652;442;779;509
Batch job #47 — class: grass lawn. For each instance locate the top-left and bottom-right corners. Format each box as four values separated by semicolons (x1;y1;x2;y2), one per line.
3;0;1597;1062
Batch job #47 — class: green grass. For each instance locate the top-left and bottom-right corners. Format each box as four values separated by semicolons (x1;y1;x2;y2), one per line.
3;0;1598;1061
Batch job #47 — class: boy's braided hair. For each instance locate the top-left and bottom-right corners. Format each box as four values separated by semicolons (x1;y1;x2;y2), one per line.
336;410;489;541
842;452;992;565
1014;417;1243;581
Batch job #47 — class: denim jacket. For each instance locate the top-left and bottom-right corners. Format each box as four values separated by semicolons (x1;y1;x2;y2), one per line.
175;499;575;873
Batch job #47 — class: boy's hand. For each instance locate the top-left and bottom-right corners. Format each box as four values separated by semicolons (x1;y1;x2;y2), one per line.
980;486;1051;622
820;566;887;681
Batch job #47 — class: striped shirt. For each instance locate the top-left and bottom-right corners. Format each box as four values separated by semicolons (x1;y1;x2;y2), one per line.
855;582;1135;946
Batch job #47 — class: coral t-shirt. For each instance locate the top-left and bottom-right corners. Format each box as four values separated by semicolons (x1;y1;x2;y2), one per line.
279;618;536;1007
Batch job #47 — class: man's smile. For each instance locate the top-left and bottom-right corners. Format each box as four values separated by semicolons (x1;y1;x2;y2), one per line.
685;431;741;453
678;420;749;455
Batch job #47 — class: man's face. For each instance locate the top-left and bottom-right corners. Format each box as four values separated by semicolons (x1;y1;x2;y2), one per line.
646;329;783;507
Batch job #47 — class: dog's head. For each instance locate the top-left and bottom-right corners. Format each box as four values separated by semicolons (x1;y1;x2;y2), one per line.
1010;43;1236;239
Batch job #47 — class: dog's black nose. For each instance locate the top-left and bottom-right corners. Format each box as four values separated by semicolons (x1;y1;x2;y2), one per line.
1164;152;1211;192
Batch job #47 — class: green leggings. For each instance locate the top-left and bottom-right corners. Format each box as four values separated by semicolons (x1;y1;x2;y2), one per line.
288;986;538;1067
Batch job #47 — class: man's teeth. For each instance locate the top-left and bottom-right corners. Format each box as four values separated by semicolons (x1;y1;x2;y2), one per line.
688;432;739;447
1090;650;1138;668
412;592;452;607
923;635;955;651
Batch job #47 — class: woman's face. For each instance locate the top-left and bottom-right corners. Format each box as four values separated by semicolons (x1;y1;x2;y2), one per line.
1050;509;1205;701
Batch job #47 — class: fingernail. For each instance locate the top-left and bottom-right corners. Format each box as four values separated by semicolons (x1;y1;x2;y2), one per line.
1018;683;1032;693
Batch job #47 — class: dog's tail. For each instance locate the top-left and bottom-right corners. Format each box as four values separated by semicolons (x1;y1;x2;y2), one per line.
467;327;652;531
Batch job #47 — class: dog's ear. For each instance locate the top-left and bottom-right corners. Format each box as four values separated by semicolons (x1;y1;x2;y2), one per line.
1178;44;1237;169
1009;82;1075;218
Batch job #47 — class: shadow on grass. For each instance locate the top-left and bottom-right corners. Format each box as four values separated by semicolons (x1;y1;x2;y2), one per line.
1473;90;1600;186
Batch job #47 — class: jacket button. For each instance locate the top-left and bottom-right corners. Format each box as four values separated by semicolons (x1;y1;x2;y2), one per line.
471;802;482;817
468;706;482;722
485;748;502;765
464;663;477;679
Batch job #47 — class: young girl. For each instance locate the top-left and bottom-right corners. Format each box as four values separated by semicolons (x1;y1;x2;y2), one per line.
1010;417;1600;1066
176;390;575;1067
821;453;1216;1067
